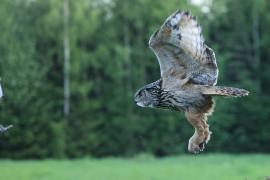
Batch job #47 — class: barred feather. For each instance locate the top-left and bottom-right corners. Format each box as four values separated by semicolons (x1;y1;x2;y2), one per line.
202;86;249;97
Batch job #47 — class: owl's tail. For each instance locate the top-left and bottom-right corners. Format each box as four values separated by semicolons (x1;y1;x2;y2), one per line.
202;86;249;97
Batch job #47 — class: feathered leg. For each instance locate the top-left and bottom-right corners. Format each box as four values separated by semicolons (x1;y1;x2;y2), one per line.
185;110;211;153
201;116;212;150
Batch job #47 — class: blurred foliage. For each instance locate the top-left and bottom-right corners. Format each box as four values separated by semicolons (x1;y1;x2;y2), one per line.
0;0;269;158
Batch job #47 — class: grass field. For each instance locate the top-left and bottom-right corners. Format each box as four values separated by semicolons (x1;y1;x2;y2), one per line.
0;154;269;180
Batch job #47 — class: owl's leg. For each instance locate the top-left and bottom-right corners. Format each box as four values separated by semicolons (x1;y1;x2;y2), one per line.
200;98;215;148
185;110;209;154
200;119;212;150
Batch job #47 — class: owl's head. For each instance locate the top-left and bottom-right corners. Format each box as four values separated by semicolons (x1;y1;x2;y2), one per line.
134;79;161;108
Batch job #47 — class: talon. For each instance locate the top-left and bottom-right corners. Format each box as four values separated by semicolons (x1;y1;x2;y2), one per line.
188;140;203;154
199;142;205;150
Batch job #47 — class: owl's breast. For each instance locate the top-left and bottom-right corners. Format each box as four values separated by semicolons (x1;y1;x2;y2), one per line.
158;89;211;112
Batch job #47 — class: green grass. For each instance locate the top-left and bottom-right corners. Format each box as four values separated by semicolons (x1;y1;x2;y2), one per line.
0;154;270;180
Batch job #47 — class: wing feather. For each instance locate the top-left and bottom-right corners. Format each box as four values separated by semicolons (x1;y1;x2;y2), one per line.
149;10;218;89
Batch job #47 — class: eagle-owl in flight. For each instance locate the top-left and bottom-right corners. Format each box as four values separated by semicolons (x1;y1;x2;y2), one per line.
134;10;249;153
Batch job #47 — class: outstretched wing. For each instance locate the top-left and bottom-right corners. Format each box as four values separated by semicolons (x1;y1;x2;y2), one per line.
149;10;218;90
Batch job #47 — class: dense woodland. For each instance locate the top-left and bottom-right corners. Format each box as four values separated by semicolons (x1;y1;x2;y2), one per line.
0;0;269;158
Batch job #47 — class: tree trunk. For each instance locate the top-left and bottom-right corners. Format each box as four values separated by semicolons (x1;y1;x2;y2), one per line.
63;0;70;116
0;81;3;98
123;2;132;115
252;4;261;93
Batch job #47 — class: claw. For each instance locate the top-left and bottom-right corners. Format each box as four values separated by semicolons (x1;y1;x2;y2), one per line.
199;142;206;150
188;139;207;154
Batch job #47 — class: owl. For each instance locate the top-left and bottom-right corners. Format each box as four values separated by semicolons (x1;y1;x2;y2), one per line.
134;10;249;154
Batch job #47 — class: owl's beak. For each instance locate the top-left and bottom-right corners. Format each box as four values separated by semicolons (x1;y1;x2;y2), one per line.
134;98;144;107
136;102;145;107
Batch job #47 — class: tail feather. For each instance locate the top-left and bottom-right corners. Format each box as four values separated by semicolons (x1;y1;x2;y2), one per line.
202;86;249;97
